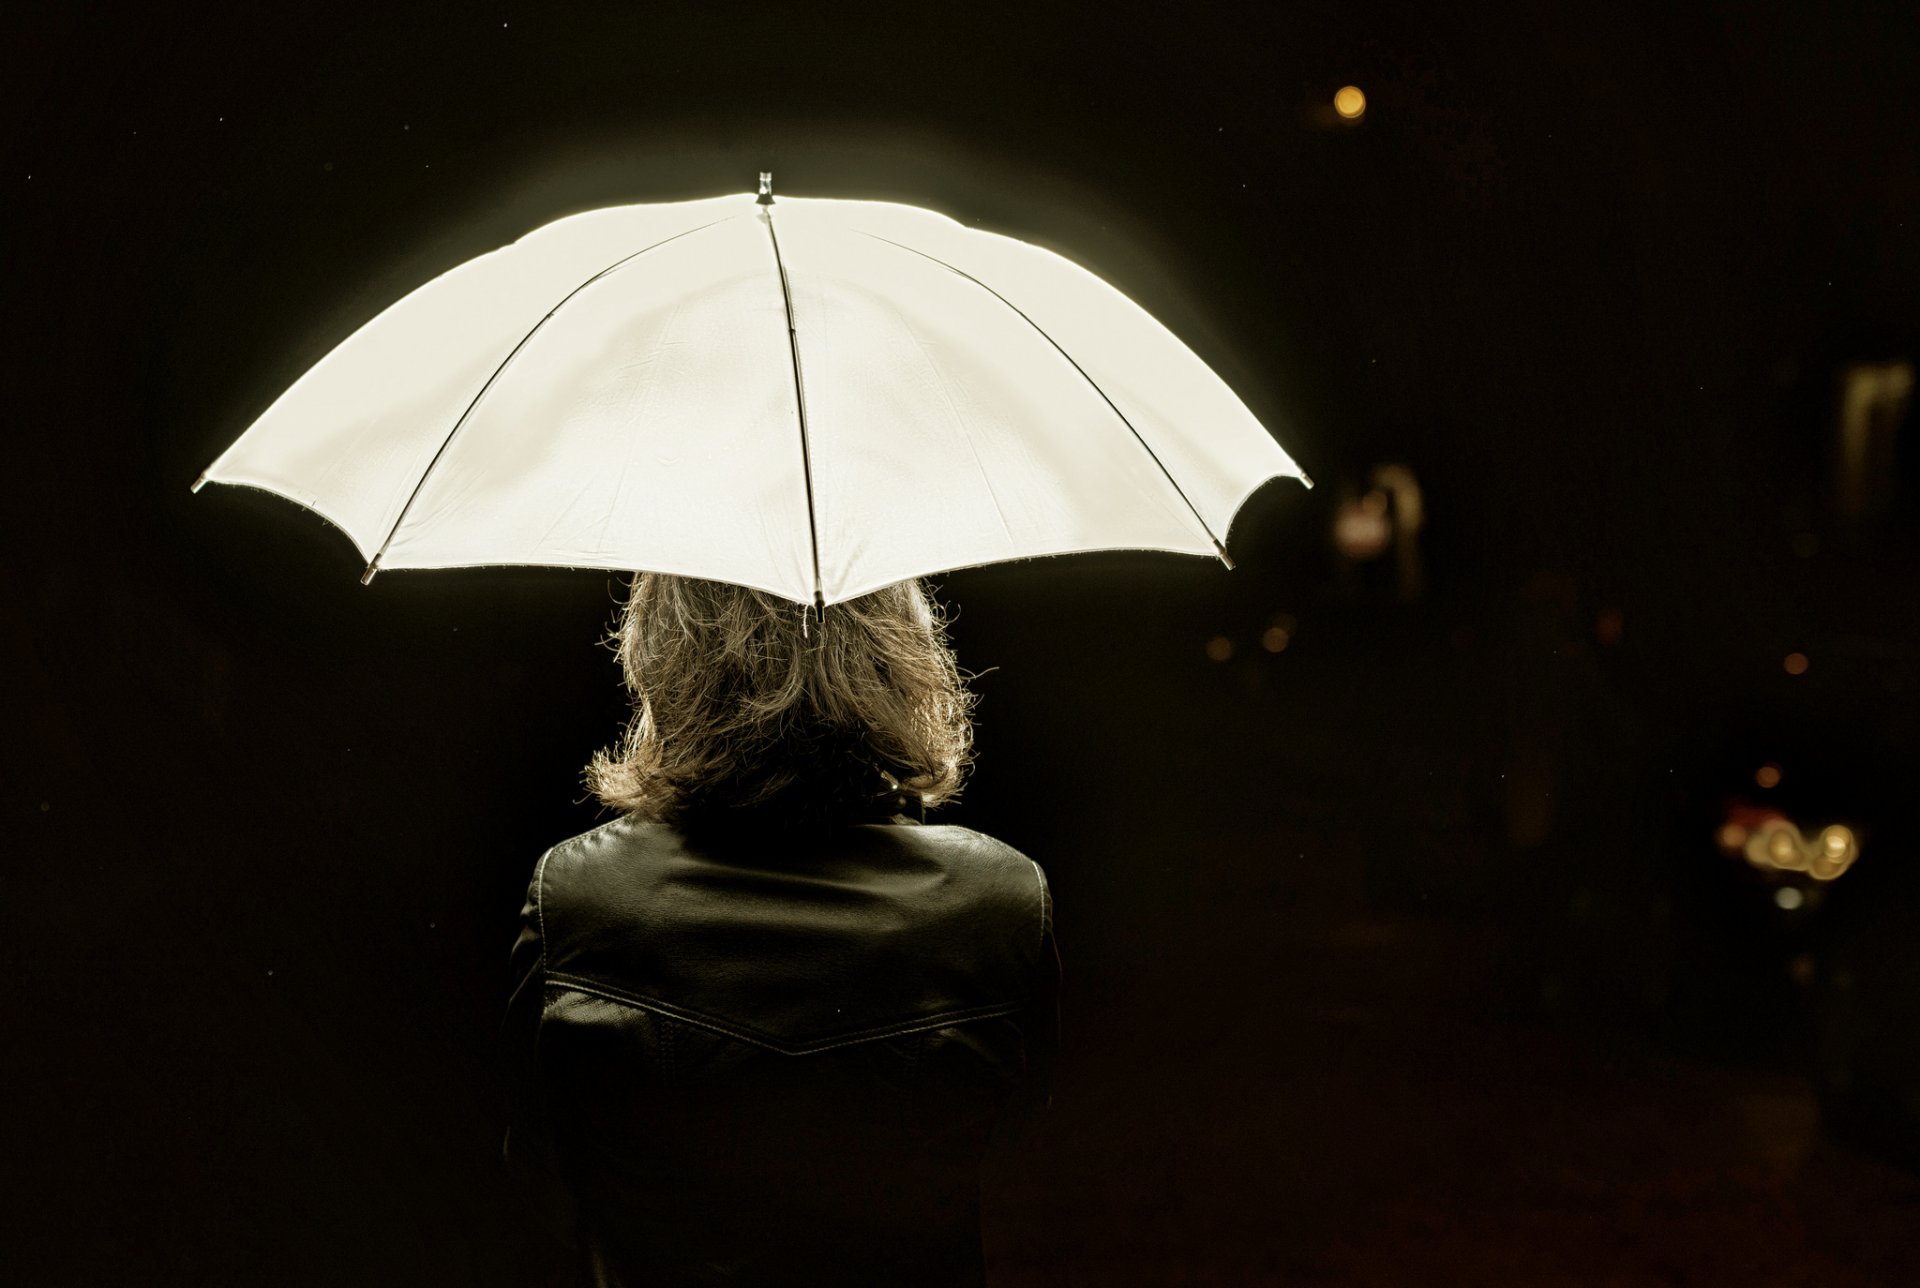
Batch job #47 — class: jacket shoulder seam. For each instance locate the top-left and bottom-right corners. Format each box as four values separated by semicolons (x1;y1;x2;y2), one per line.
1025;855;1050;953
547;812;636;861
533;845;556;974
537;814;643;949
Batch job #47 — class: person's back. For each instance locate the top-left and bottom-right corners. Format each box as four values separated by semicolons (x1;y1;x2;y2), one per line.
500;572;1059;1286
506;814;1057;1286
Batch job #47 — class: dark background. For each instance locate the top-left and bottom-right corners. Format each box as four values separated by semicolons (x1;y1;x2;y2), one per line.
7;2;1920;1283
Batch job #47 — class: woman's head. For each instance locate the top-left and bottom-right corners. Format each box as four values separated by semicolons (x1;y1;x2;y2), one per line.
586;574;976;827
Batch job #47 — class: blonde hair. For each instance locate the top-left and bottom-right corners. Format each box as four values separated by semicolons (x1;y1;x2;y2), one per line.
586;574;976;826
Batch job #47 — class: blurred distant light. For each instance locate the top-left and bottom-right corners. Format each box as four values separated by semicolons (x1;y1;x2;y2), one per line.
1333;496;1392;560
1813;825;1859;879
1368;463;1426;601
1774;886;1805;911
1755;763;1783;789
1206;635;1234;662
1837;361;1914;517
1334;85;1367;120
1270;611;1298;633
1741;818;1860;881
1262;626;1291;653
1767;827;1800;867
1716;821;1748;853
1783;652;1809;675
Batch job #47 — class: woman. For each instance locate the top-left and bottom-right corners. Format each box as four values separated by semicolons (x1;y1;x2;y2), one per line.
504;573;1060;1287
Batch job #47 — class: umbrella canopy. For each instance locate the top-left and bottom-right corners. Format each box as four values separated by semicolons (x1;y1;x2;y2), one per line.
194;175;1313;607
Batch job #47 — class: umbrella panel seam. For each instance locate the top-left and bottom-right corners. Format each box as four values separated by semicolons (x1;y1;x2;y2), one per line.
361;213;746;581
849;229;1230;562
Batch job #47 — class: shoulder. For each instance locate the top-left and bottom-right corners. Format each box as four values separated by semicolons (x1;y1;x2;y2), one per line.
544;812;665;866
914;824;1044;878
527;814;672;912
896;824;1052;942
527;817;1049;938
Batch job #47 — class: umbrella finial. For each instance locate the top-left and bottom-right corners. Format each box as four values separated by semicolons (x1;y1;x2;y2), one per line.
756;171;774;205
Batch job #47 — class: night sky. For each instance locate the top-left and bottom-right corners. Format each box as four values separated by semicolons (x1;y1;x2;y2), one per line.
7;3;1920;1283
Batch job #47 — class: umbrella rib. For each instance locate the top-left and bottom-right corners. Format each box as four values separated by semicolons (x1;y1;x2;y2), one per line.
360;214;742;583
853;231;1234;568
761;207;826;610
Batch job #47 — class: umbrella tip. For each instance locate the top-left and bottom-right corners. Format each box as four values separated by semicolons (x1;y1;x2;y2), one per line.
1214;540;1236;572
756;171;774;206
360;558;380;586
190;473;208;494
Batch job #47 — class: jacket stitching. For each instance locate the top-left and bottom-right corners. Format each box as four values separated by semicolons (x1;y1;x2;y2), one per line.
535;813;632;971
550;812;633;859
1025;856;1049;955
533;846;554;974
543;972;1022;1055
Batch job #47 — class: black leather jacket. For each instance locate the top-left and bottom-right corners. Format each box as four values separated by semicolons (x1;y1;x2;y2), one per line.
503;814;1060;1287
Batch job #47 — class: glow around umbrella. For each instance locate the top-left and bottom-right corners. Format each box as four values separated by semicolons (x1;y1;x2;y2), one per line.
194;175;1313;607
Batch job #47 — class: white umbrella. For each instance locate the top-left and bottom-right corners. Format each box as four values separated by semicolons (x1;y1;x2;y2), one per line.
193;174;1313;607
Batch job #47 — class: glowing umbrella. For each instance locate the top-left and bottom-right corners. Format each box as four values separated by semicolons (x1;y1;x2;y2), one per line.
193;174;1313;607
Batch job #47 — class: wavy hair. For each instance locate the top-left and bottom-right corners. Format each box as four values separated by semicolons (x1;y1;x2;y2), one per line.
586;573;977;827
